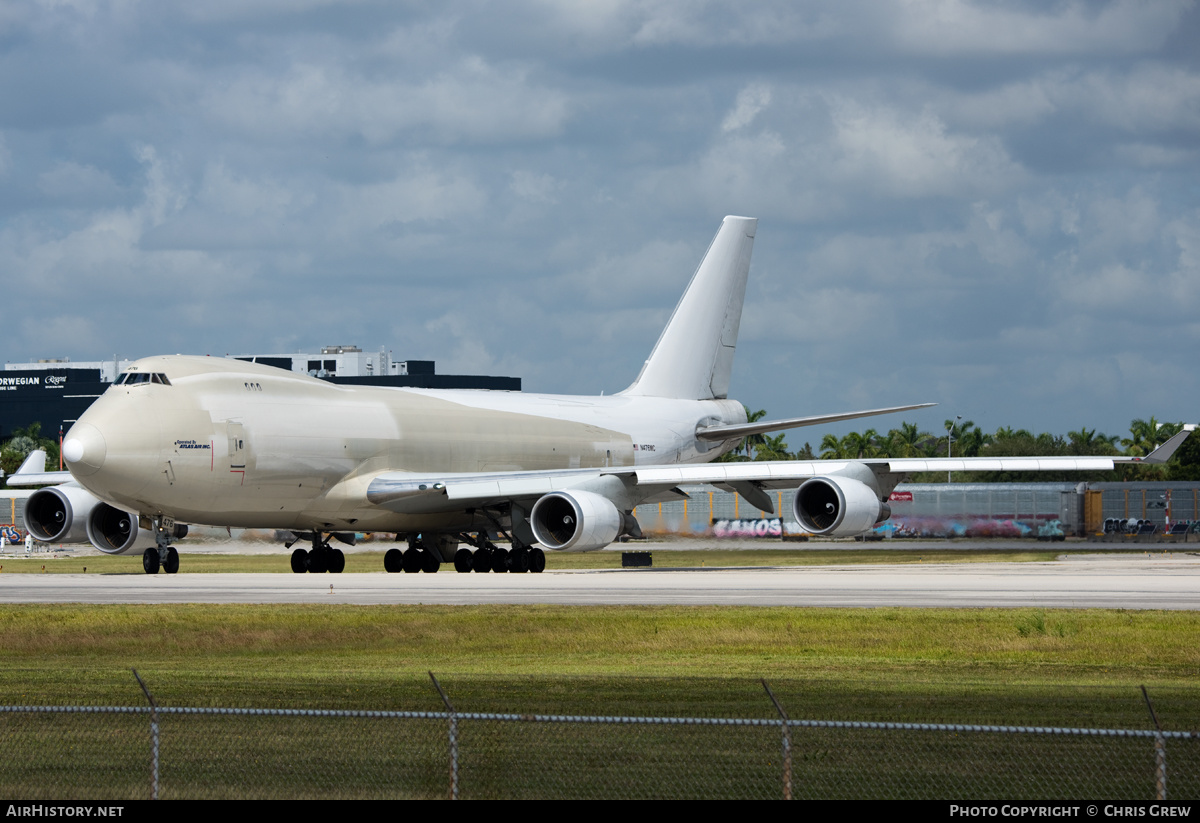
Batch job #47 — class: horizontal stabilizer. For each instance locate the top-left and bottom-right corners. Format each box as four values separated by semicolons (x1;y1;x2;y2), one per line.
1128;425;1196;464
695;403;937;442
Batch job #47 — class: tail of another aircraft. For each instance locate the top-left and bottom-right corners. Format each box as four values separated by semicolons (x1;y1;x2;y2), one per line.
621;215;757;401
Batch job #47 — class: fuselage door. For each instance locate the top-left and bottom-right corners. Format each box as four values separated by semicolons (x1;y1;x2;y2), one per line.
227;421;246;469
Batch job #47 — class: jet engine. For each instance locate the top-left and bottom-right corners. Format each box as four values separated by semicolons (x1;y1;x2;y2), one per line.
791;476;891;537
86;503;156;555
23;485;103;545
530;489;622;552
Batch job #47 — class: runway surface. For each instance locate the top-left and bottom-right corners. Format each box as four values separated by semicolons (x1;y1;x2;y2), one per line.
3;553;1199;608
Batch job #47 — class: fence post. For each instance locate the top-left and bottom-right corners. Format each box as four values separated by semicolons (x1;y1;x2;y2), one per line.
430;672;459;800
1142;686;1167;800
132;669;159;801
762;679;792;800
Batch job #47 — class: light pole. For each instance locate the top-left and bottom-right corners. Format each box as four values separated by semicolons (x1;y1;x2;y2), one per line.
947;415;961;483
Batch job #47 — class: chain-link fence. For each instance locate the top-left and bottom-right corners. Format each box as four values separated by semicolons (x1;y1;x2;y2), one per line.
2;677;1197;800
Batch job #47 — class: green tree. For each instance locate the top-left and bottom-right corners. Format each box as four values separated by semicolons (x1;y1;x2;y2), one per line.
1;422;61;486
887;422;933;458
753;433;792;461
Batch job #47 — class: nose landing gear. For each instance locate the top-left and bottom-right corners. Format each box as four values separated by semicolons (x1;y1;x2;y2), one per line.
141;518;184;575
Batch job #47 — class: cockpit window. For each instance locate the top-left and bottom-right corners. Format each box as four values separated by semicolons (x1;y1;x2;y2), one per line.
115;372;170;386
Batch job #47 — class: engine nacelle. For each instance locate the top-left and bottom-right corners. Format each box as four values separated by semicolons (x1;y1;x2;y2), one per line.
23;486;103;544
530;490;622;552
86;503;156;555
792;476;890;537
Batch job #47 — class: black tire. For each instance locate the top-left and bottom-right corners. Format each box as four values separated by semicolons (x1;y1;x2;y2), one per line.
421;550;441;573
384;548;403;573
329;548;346;573
472;548;491;573
308;549;328;574
163;546;179;574
530;547;546;573
142;548;160;575
454;548;474;573
511;547;530;573
402;547;422;573
291;548;309;573
492;547;510;573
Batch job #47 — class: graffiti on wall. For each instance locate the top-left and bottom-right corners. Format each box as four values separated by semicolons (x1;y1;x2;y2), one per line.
711;518;783;538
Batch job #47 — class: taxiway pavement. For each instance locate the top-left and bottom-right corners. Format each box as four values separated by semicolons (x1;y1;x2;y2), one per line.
2;553;1199;608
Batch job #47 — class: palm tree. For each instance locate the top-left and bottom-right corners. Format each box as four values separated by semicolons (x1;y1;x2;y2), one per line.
820;432;849;459
754;433;791;461
1123;417;1180;457
887;422;932;458
740;407;767;458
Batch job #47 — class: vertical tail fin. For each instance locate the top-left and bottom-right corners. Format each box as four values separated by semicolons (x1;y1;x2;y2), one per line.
621;215;757;400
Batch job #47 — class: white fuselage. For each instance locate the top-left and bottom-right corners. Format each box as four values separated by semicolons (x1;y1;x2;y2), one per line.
65;355;746;532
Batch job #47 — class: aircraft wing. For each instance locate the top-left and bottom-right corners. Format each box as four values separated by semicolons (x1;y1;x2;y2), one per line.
365;426;1194;545
4;449;73;487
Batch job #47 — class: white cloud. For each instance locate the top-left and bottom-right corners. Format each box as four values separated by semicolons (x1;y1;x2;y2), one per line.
201;57;571;146
722;84;771;133
829;100;1024;198
893;0;1190;57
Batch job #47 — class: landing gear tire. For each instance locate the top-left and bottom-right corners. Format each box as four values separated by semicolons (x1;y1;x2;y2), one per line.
472;548;491;574
511;547;531;574
328;548;346;574
492;547;510;573
308;549;328;574
291;548;309;574
384;548;403;573
402;547;422;573
421;550;441;574
142;548;160;575
454;548;474;573
530;547;546;574
163;547;179;575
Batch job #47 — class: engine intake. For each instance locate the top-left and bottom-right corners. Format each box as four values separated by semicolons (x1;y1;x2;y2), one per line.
86;503;154;555
24;486;101;544
792;476;889;537
530;490;622;552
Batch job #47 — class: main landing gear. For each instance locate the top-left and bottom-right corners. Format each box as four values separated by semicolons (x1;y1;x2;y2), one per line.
141;518;185;574
384;536;443;574
289;533;347;574
451;533;545;574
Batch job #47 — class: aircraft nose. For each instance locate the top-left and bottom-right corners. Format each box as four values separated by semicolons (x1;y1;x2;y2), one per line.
62;422;107;477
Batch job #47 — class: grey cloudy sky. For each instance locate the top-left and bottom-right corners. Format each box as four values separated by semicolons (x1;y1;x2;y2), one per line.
2;0;1197;443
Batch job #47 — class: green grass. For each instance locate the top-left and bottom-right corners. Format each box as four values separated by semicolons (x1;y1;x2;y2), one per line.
1;604;1197;725
3;604;1198;799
